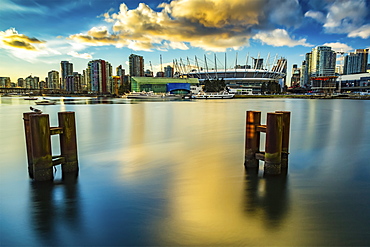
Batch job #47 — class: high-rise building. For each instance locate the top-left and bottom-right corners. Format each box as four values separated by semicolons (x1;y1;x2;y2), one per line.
25;76;39;89
66;72;83;93
164;65;174;78
0;77;11;87
48;70;60;89
310;46;336;77
129;54;144;76
60;61;73;90
291;64;301;87
305;46;336;90
343;49;369;75
17;78;24;87
87;59;112;93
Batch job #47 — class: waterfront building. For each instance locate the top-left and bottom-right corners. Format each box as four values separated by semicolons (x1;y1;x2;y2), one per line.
66;72;83;93
60;61;73;90
337;73;370;92
116;65;125;87
130;77;199;94
343;49;369;75
25;76;39;89
303;46;336;91
310;46;336;77
47;70;60;89
0;77;11;87
291;64;301;87
184;54;286;94
17;78;24;87
129;54;144;77
87;59;112;94
164;65;174;78
83;68;91;92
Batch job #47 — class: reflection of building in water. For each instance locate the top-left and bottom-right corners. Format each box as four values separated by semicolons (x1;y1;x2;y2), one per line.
30;173;80;245
244;167;289;228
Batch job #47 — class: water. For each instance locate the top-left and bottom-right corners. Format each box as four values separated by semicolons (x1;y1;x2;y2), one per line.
1;97;370;246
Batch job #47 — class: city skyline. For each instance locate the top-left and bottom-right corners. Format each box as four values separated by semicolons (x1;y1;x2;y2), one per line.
1;0;370;83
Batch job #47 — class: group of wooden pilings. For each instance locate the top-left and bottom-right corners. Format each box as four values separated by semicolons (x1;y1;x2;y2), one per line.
23;111;78;181
245;111;291;175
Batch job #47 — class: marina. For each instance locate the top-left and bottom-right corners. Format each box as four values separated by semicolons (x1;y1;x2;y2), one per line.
1;96;370;246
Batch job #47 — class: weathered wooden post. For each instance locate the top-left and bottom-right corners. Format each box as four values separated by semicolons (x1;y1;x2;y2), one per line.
29;114;54;181
245;111;261;168
264;113;283;175
275;111;290;170
58;112;79;174
23;112;41;178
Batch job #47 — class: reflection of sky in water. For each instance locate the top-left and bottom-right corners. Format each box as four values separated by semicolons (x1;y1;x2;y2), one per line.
1;97;370;246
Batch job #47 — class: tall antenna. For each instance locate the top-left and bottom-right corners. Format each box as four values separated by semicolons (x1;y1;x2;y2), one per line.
224;53;227;78
214;53;218;80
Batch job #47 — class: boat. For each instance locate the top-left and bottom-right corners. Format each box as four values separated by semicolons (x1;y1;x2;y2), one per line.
24;97;38;100
35;100;56;105
192;91;235;99
125;91;181;100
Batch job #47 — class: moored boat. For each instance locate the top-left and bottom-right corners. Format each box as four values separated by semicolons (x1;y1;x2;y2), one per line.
192;91;235;99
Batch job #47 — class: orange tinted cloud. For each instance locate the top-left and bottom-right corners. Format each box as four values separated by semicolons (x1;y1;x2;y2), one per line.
0;28;45;50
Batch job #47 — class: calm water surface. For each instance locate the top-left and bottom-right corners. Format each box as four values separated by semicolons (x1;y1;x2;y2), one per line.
1;97;370;246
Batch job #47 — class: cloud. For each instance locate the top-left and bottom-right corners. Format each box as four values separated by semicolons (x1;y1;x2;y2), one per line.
323;42;353;53
305;0;369;36
69;26;119;46
67;51;93;59
0;0;47;14
253;29;313;47
69;0;308;52
348;24;370;39
0;28;92;64
304;10;325;23
0;28;45;50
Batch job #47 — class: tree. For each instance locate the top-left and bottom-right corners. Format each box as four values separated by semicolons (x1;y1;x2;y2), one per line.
203;78;226;92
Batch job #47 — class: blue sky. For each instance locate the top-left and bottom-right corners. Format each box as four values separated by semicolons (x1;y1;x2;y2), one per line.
1;0;369;84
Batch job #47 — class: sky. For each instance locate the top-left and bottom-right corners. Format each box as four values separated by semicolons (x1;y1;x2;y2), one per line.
1;0;370;84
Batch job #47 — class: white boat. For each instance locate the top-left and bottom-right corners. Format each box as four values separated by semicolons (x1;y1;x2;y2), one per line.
125;92;181;100
192;91;235;99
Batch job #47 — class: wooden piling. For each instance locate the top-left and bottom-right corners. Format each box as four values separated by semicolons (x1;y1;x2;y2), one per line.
275;111;291;169
264;112;283;175
23;112;40;178
58;112;78;173
29;114;54;181
245;111;261;168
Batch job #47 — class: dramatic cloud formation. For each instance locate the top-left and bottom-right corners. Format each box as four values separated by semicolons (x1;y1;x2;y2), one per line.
305;0;370;38
0;28;45;50
69;0;309;52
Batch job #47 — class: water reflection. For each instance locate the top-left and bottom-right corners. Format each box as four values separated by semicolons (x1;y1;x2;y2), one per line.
29;172;80;245
244;166;289;229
